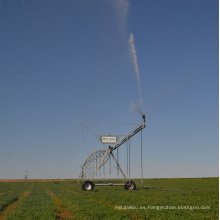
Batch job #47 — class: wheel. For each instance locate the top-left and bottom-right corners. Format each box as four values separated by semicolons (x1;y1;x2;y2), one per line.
124;180;136;190
82;180;94;191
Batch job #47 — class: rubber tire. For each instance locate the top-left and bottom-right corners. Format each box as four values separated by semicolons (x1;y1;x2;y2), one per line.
124;180;136;190
82;180;94;191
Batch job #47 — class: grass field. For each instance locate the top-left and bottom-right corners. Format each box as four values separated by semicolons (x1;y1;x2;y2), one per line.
0;178;218;219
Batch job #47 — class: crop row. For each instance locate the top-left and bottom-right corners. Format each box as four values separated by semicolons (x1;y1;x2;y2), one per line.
0;178;218;219
0;182;30;212
5;183;56;220
47;178;219;219
48;181;131;220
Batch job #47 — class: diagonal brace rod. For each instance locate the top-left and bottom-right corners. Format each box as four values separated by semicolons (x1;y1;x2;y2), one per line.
91;150;109;179
110;152;127;179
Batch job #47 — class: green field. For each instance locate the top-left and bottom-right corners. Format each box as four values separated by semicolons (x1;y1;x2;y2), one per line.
0;178;218;220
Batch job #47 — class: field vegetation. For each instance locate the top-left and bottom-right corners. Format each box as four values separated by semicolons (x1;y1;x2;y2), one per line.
0;178;218;219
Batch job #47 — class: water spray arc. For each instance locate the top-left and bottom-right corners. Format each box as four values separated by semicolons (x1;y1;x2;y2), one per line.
129;33;143;105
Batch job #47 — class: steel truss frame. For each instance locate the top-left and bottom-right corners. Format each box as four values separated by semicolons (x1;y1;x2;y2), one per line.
79;114;145;187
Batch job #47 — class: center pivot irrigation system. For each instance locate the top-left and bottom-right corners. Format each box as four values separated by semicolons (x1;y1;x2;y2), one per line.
78;108;145;191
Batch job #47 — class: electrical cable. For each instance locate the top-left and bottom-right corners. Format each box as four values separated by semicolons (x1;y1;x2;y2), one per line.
141;129;143;186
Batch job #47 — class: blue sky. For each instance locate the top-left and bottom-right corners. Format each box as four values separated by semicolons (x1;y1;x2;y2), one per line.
0;0;218;179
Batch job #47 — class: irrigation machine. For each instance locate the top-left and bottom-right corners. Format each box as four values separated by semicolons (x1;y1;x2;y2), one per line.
78;107;146;191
